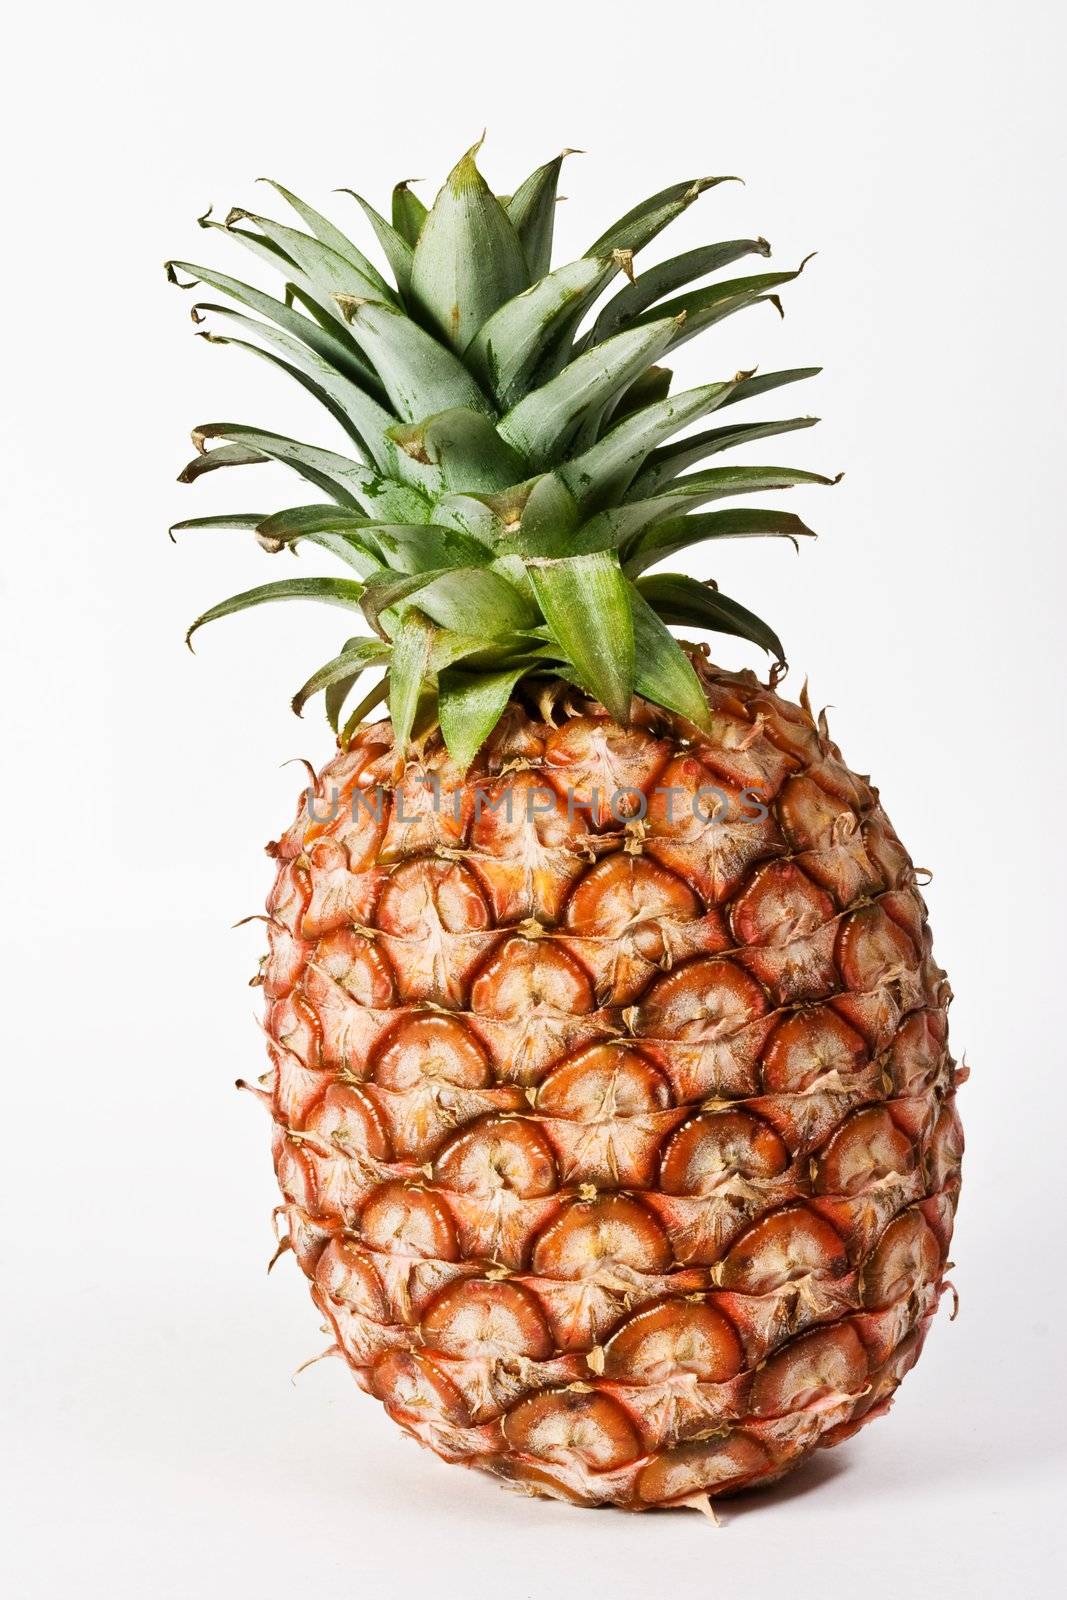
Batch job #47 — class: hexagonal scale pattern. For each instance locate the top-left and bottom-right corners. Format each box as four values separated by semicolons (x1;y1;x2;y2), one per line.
258;662;962;1510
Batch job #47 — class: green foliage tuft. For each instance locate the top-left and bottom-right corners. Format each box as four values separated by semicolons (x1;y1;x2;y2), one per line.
172;146;829;759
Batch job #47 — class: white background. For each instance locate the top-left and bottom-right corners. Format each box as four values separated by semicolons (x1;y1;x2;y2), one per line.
2;2;1065;1594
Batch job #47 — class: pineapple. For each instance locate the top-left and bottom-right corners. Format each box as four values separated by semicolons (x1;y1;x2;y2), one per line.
169;144;962;1512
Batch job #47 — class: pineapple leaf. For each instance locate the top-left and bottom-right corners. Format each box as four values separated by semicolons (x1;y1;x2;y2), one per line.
387;407;528;493
193;319;383;464
629;262;813;353
559;379;742;510
528;551;634;721
637;572;784;659
410;142;529;353
606;365;673;427
187;424;421;515
192;306;436;491
258;180;393;296
392;181;428;247
196;212;355;341
166;260;379;391
430;492;509;542
413;567;537;635
586;176;738;257
337;191;415;295
627;584;712;730
388;609;437;752
177;442;268;482
223;209;394;307
255;505;369;537
335;298;495;423
169;513;265;540
511;472;582;557
718;367;822;408
351;520;491;574
362;566;536;640
438;665;528;771
185;576;366;650
623;504;820;576
588;239;772;345
661;464;837;503
428;632;527;671
340;677;390;744
359;570;447;638
251;505;379;573
630;416;819;497
292;637;392;718
466;255;618;408
572;460;831;551
506;152;573;278
498;316;680;468
325;637;379;731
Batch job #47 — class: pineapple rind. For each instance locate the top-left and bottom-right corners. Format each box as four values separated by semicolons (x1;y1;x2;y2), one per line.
260;661;961;1509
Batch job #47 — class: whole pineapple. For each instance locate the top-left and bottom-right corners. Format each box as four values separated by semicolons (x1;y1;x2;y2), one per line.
170;144;962;1512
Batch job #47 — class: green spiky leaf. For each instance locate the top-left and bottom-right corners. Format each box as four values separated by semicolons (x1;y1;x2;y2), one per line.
387;407;528;492
438;665;528;771
186;576;365;650
586;176;737;257
339;190;415;295
559;379;741;509
388;610;436;752
169;513;266;540
167;260;379;391
636;572;784;659
466;255;617;407
588;238;772;344
498;316;680;467
630;415;819;497
223;209;392;306
173;151;830;743
335;297;494;422
392;181;428;247
192;314;398;469
506;152;571;277
628;262;813;353
410;143;529;352
622;504;820;575
529;551;634;720
627;584;712;730
259;180;393;296
187;423;421;516
292;637;392;717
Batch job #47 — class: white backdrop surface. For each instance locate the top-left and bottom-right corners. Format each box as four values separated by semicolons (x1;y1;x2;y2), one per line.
2;2;1065;1595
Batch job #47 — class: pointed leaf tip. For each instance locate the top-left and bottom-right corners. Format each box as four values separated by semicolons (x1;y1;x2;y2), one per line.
613;248;635;284
411;145;527;350
451;134;487;186
689;176;742;199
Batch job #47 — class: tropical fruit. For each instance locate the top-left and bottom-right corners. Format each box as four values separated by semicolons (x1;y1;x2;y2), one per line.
170;144;962;1511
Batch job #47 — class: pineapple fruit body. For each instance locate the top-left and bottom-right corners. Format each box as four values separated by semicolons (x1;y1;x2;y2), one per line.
260;663;961;1510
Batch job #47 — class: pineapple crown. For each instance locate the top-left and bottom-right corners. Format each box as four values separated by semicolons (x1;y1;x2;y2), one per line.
168;141;835;767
